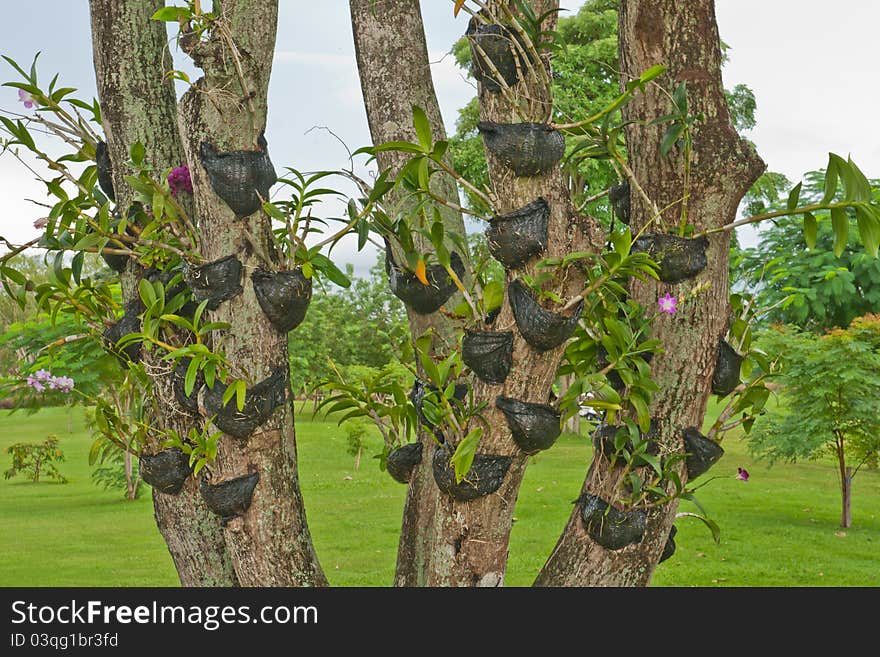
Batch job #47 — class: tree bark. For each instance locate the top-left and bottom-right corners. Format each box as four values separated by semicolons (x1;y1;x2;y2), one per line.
177;0;326;586
840;463;852;529
349;0;469;587
88;0;238;587
536;0;765;586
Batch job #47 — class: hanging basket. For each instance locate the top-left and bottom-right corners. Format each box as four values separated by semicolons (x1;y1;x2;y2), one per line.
466;22;527;93
183;255;244;311
201;367;288;439
683;427;724;480
95;140;115;202
485;197;550;269
199;472;260;525
172;357;203;413
477;122;565;177
496;396;561;455
199;132;277;217
385;443;423;484
461;329;514;385
608;182;630;225
139;448;193;495
431;445;512;502
252;267;312;333
659;525;678;563
508;279;584;352
632;233;708;284
385;246;466;315
103;300;143;367
579;493;646;550
711;339;743;397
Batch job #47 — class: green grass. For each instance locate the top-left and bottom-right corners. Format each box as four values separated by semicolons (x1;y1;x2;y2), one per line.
1;404;878;587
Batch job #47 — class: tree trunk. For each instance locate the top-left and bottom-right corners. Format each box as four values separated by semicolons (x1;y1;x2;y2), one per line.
536;0;764;586
124;448;135;501
841;465;852;529
176;0;326;587
349;0;470;587
88;0;238;587
358;0;601;586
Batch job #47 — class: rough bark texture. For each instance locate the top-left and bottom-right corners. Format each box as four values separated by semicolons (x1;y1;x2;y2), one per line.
88;0;238;587
177;0;326;586
349;0;470;587
535;0;765;586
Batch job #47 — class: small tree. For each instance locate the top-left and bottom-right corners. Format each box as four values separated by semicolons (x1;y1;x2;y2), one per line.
748;316;880;528
4;435;68;483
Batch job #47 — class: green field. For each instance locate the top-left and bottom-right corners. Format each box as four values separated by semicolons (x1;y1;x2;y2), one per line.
1;406;877;587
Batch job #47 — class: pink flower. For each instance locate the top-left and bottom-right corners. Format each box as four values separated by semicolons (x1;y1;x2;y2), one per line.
18;88;35;109
51;376;75;393
167;164;193;197
24;370;74;394
26;376;44;392
33;217;48;230
658;293;677;314
736;467;749;482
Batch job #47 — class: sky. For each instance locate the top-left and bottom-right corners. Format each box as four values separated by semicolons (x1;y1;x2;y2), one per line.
1;1;878;279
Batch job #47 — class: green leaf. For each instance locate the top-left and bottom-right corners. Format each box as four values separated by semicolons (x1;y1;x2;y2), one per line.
639;64;668;83
184;357;200;397
235;379;247;412
311;254;351;288
138;278;156;308
638;452;663;477
830;207;849;257
129;141;145;167
71;232;103;251
659;123;685;156
803;212;817;250
151;6;192;22
451;428;482;484
371;140;424;154
672;81;688;114
262;201;287;222
821;155;839;205
629;393;651;433
786;182;802;212
412;105;432;151
676;511;721;544
855;205;880;257
482;280;504;312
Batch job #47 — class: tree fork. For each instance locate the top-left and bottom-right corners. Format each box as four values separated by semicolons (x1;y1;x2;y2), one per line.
87;0;238;587
535;0;765;587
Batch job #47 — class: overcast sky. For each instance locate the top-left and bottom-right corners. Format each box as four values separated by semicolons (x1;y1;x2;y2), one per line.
1;1;878;278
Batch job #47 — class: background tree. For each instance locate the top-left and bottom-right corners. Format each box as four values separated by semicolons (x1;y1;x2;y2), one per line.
734;172;880;330
287;259;407;398
748;316;880;528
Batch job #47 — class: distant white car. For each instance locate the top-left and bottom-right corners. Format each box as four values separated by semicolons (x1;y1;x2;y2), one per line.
578;393;603;422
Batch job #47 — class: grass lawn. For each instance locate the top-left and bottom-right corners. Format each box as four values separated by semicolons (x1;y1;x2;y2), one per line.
1;404;877;587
